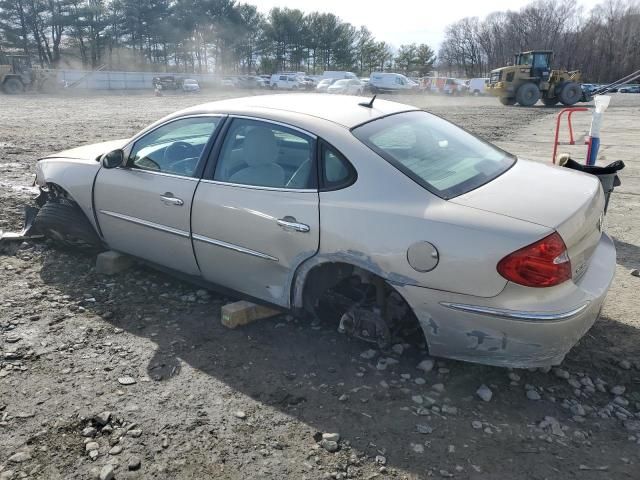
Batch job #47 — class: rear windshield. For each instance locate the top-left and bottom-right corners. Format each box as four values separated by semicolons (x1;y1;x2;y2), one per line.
352;111;515;199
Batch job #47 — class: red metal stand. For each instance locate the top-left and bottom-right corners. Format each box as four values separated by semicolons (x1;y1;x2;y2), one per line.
552;107;590;164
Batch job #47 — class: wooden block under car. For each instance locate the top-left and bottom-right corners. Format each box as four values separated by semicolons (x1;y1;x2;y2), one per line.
96;250;134;275
221;300;280;329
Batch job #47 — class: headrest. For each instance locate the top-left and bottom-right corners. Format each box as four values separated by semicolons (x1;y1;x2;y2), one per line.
243;127;278;166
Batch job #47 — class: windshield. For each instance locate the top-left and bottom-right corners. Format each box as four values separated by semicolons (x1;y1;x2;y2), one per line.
334;79;349;86
352;111;515;199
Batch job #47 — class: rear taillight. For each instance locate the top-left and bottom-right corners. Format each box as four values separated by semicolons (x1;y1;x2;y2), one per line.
497;232;572;287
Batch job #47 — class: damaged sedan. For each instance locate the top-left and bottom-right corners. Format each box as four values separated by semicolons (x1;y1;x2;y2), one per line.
31;94;616;368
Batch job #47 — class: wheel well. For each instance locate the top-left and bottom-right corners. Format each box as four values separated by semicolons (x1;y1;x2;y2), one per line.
42;182;77;204
296;261;423;347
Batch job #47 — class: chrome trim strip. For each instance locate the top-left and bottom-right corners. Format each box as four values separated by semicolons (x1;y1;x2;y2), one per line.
117;168;200;182
439;302;590;321
192;234;279;262
230;115;318;139
99;210;190;238
199;179;316;193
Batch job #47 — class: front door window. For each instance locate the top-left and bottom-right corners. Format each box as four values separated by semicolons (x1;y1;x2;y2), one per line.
128;116;220;177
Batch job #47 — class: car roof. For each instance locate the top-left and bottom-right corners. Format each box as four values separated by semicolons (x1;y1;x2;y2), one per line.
172;94;418;128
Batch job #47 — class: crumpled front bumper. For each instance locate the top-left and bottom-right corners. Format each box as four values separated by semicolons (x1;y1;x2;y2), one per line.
396;233;616;368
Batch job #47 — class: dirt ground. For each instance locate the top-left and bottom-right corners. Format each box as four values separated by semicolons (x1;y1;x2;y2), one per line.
1;90;639;480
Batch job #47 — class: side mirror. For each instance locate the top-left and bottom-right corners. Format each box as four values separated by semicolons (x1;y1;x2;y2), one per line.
101;149;124;169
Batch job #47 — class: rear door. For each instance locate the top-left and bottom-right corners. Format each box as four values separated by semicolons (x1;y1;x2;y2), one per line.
93;115;223;276
191;117;320;307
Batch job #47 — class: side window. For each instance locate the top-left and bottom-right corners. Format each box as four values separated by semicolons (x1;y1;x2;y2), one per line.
214;119;316;189
279;75;286;81
321;143;356;190
129;116;219;177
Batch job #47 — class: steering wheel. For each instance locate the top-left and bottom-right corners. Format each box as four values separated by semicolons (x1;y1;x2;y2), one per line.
170;157;199;175
286;159;312;188
163;141;197;165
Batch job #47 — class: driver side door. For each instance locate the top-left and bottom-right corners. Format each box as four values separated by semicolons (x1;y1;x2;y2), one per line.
93;115;223;276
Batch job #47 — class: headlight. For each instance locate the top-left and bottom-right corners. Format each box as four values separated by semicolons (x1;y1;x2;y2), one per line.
34;162;46;187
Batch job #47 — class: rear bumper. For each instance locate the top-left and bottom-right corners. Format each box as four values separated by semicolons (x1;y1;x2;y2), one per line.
397;233;616;368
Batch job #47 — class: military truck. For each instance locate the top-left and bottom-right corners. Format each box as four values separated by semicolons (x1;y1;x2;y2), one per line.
486;50;589;107
0;53;57;94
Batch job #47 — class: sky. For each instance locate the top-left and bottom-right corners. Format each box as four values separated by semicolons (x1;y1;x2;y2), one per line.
250;0;604;50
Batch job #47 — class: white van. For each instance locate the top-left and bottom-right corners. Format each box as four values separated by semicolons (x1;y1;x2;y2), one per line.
270;73;305;90
369;72;419;93
322;71;358;80
468;77;489;95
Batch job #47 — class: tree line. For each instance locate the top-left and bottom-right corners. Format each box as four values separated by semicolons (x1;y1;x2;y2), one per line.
438;0;640;83
0;0;435;76
0;0;638;82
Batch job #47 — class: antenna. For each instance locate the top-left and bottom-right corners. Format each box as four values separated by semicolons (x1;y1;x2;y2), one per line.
359;95;376;108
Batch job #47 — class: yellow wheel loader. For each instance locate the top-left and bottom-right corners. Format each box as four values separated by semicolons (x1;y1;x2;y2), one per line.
486;50;590;107
0;53;58;94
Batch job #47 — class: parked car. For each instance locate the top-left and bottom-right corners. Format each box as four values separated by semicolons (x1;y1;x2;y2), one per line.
369;72;419;93
322;70;358;80
32;94;615;368
467;78;489;95
221;76;236;88
327;79;364;95
270;73;305;90
455;79;469;94
300;76;317;90
618;85;640;93
259;75;271;87
236;76;266;89
152;75;183;90
315;78;337;92
182;78;200;93
422;77;465;95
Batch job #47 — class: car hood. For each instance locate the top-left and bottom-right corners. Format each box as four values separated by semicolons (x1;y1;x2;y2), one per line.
42;139;129;162
451;158;605;279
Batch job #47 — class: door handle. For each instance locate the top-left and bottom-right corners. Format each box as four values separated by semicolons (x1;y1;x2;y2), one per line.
277;216;310;233
160;193;184;206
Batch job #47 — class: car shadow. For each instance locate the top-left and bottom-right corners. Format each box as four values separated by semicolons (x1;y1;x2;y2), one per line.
37;247;640;476
612;237;640;271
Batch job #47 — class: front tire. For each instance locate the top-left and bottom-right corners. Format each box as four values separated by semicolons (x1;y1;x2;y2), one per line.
516;82;541;106
33;200;102;251
2;78;24;95
558;81;582;106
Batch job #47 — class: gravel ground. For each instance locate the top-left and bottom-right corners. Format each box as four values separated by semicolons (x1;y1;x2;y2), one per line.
1;91;639;480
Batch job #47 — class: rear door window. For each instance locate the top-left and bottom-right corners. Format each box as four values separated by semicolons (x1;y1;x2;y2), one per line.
213;118;316;189
320;143;356;190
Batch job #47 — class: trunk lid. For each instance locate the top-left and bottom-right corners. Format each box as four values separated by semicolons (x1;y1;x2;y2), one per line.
451;159;605;280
